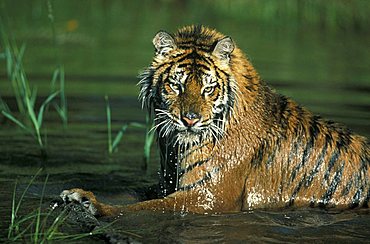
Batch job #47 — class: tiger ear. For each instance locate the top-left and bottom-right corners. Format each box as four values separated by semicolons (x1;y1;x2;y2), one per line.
153;31;176;56
212;37;234;62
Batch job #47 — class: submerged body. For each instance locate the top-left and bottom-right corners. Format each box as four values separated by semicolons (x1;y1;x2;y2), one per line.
61;25;369;215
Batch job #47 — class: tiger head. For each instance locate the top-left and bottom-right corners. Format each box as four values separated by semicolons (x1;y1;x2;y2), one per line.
139;25;239;146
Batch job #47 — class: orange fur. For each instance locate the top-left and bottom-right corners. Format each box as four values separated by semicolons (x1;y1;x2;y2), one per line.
64;25;369;216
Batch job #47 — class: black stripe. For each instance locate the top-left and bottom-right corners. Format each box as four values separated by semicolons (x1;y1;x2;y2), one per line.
288;173;306;206
360;154;369;172
320;162;345;206
178;167;220;191
305;137;329;187
194;63;211;71
341;177;354;196
223;75;236;120
176;51;214;67
176;52;198;63
309;116;321;144
266;149;277;168
350;188;362;208
176;63;191;69
290;136;314;182
287;140;299;167
277;96;289;133
323;149;340;182
178;159;209;177
362;188;369;208
335;129;352;152
251;141;266;167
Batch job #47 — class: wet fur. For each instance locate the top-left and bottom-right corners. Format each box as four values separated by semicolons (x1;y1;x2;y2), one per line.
63;25;369;215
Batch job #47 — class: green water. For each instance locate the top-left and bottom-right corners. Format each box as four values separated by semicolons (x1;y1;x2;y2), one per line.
0;0;369;242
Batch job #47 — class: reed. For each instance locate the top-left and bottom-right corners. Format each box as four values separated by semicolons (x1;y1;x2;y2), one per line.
0;13;62;155
7;169;116;242
105;95;134;154
50;65;68;127
0;18;30;115
105;96;154;169
47;0;68;127
143;114;155;169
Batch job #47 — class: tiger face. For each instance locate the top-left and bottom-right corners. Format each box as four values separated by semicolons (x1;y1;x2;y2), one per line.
139;26;237;146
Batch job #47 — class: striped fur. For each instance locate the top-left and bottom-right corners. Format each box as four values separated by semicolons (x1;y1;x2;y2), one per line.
62;25;369;215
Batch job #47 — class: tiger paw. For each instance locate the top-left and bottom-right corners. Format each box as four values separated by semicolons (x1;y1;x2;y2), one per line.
60;188;100;216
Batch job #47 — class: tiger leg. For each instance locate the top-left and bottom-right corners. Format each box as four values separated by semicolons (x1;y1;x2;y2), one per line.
60;188;191;216
60;188;225;216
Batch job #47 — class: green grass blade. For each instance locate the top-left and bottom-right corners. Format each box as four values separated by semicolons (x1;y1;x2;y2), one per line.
13;212;48;226
34;174;49;244
29;86;38;110
0;97;10;113
11;218;36;241
143;115;155;167
112;124;129;152
37;91;60;128
45;209;68;241
128;122;146;129
50;67;60;92
1;111;31;134
105;95;112;154
8;179;18;239
14;168;42;220
25;93;42;146
59;65;67;125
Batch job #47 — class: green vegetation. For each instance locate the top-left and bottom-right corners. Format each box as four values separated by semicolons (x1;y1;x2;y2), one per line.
0;20;60;155
7;168;62;242
105;96;155;169
143;114;155;169
47;0;68;127
7;168;117;243
0;3;67;156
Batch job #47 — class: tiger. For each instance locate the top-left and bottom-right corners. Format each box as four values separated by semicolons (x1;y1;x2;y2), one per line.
61;25;369;216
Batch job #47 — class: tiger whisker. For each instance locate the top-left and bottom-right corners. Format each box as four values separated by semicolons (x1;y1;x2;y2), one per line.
149;119;169;134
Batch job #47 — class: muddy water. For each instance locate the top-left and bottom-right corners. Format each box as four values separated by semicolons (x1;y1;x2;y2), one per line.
0;89;369;243
1;0;370;242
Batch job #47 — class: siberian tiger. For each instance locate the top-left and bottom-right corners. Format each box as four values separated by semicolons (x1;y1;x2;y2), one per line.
61;25;369;216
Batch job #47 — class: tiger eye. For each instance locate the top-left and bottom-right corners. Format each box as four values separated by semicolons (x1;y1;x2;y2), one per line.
203;86;215;95
169;83;181;94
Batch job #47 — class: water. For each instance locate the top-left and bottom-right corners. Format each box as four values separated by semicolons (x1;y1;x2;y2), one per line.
0;0;369;242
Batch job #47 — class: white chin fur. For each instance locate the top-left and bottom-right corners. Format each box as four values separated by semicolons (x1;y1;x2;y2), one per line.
177;131;201;146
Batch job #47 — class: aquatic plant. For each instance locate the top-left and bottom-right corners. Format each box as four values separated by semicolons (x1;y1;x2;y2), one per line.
0;19;30;115
47;0;68;127
105;96;155;169
0;50;10;114
50;65;68;127
0;8;64;155
7;168;55;242
0;95;9;115
143;114;155;169
7;168;116;243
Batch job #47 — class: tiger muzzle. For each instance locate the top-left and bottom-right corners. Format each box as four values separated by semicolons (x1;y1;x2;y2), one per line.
181;112;201;127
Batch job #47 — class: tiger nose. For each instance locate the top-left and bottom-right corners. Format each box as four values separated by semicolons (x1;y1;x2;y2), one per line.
181;112;201;127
